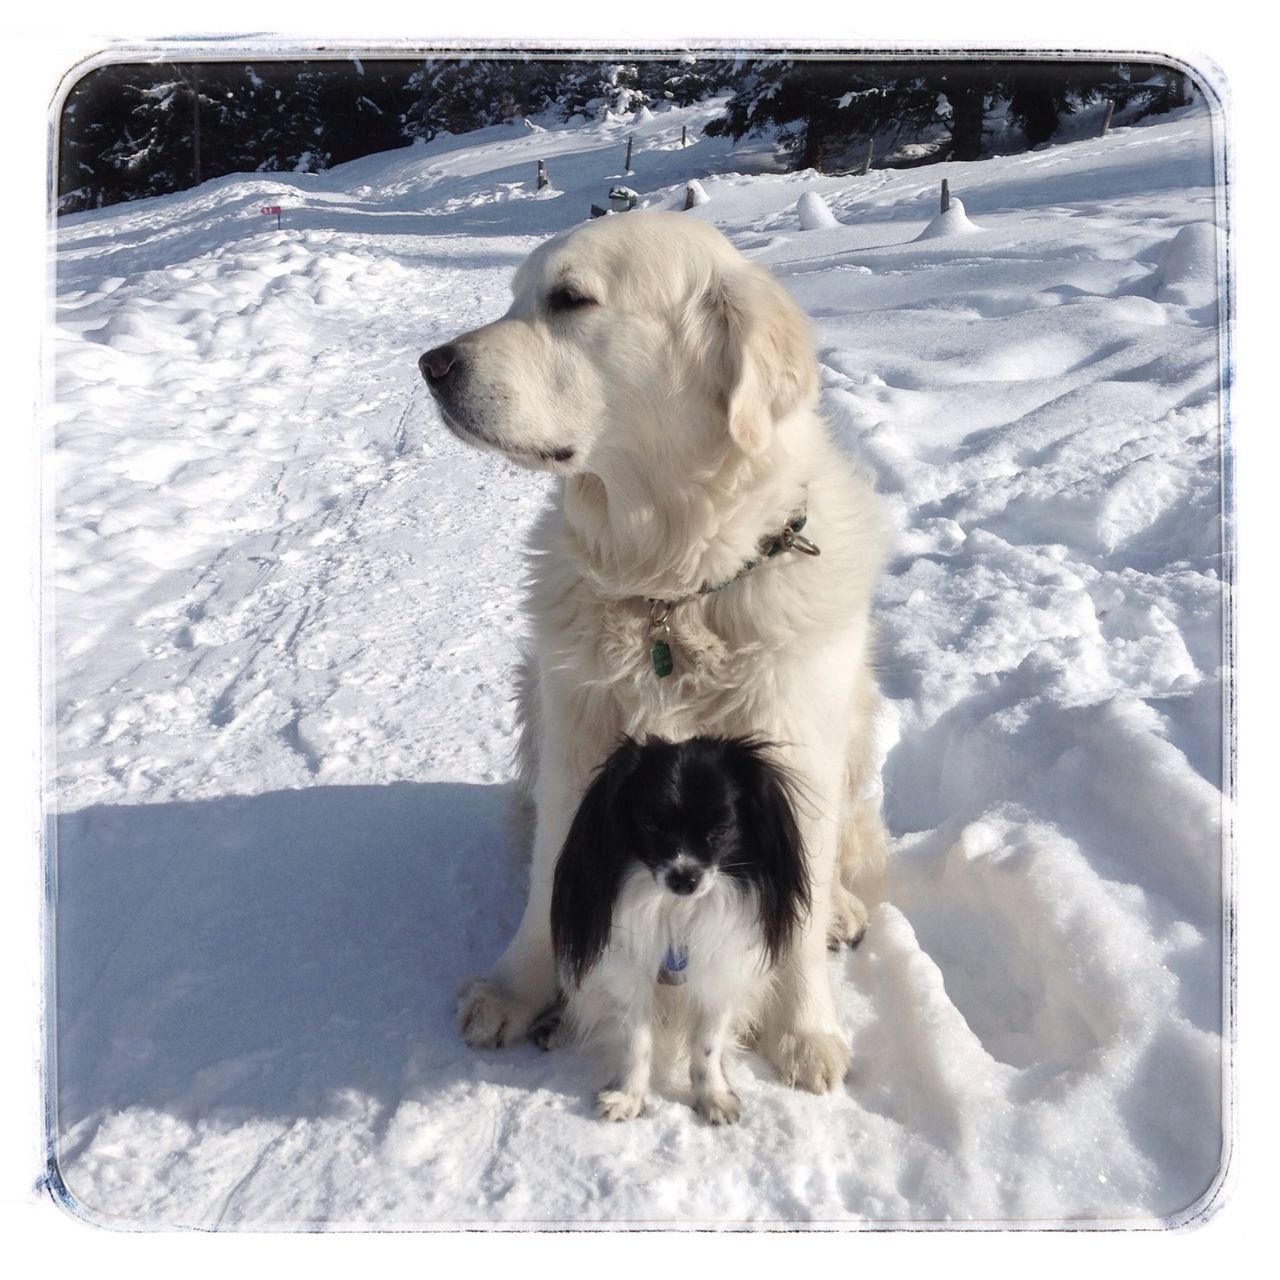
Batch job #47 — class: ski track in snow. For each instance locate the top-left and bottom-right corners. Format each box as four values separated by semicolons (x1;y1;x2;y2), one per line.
49;100;1227;1227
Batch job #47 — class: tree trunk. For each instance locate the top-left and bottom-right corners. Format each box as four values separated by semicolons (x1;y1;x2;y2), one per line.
191;65;202;187
802;108;823;172
947;83;985;162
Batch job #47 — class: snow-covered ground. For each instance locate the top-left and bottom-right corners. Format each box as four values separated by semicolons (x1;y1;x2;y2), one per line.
48;95;1227;1227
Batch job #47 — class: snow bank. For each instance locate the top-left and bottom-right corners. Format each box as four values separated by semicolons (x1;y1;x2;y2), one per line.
49;97;1226;1228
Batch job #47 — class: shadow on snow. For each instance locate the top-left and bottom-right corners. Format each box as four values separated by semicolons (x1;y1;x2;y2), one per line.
48;781;578;1152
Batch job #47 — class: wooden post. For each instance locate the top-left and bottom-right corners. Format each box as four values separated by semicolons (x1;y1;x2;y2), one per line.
940;179;950;214
625;136;633;171
537;159;548;190
861;137;874;175
1100;99;1115;137
681;125;687;148
684;184;696;211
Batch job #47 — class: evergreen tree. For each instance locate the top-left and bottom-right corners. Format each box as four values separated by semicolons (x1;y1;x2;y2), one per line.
405;56;566;140
707;58;1198;173
553;60;651;120
651;55;739;107
58;62;245;210
706;59;905;172
58;63;142;210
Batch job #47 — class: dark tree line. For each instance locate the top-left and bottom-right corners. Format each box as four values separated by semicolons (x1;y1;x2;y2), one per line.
704;58;1193;171
58;59;420;211
57;55;1195;214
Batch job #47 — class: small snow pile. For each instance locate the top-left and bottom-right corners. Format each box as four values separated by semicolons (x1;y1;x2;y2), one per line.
1153;222;1219;311
915;195;983;241
684;179;710;208
797;190;839;230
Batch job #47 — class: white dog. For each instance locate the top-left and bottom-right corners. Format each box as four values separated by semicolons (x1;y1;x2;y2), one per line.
419;210;888;1093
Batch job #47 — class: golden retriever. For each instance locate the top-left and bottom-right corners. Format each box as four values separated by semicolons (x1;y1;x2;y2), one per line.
419;210;888;1093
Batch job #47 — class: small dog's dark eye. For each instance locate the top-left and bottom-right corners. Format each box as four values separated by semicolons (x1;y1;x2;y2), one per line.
706;822;735;847
547;286;596;314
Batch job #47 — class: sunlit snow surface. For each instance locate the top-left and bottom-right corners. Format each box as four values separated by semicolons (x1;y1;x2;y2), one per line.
49;96;1227;1228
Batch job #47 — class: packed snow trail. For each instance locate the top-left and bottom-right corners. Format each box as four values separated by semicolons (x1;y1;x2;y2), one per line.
50;99;1225;1226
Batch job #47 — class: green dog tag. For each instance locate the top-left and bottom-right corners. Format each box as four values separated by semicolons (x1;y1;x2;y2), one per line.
647;601;674;679
650;638;673;678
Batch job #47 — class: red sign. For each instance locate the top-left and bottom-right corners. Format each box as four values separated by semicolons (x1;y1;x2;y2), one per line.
260;206;282;215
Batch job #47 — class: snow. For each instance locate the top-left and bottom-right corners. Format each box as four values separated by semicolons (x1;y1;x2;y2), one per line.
797;190;839;229
685;178;710;208
49;98;1226;1228
914;194;983;240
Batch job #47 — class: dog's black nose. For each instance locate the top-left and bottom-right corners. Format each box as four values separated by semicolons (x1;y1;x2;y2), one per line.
665;866;702;896
419;344;459;385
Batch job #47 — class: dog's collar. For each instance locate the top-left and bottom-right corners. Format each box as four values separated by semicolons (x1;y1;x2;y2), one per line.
646;509;820;679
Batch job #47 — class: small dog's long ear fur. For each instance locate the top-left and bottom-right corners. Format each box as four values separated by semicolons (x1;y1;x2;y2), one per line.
712;265;818;457
551;737;641;987
728;739;811;966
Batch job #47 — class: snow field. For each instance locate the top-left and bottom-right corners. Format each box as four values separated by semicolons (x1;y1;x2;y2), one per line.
49;97;1226;1227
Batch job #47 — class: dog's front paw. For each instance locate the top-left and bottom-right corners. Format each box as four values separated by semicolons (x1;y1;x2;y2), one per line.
528;996;569;1051
827;881;869;950
456;978;536;1049
597;1088;646;1121
762;1026;851;1093
694;1090;741;1126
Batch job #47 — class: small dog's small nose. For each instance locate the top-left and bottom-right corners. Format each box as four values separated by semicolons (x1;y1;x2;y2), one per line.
665;866;702;896
419;344;459;385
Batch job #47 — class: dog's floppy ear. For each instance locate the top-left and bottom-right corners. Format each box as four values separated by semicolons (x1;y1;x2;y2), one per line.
727;739;811;965
550;737;641;987
712;264;818;457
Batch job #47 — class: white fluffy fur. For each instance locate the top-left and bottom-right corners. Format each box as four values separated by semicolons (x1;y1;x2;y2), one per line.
445;211;889;1093
572;869;773;1124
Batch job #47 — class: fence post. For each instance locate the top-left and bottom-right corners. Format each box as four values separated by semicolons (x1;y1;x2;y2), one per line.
940;179;950;214
681;125;687;148
861;137;874;175
537;159;548;190
1099;99;1115;136
625;136;633;171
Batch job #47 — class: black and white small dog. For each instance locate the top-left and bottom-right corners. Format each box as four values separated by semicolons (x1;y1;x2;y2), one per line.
550;735;810;1124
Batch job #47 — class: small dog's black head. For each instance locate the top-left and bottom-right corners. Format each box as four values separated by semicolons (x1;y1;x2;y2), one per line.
550;735;810;986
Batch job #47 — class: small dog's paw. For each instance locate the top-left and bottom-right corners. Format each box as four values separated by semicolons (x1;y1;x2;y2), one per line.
827;882;869;950
456;979;532;1049
764;1027;851;1093
528;996;568;1051
694;1091;741;1126
596;1089;646;1121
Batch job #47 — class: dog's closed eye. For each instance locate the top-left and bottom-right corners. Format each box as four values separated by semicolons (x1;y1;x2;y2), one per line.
546;286;597;314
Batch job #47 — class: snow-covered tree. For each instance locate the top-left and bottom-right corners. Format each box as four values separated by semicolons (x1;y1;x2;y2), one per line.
706;59;907;171
706;59;1200;173
652;55;739;106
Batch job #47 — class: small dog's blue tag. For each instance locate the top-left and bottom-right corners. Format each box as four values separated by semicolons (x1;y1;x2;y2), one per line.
657;945;688;986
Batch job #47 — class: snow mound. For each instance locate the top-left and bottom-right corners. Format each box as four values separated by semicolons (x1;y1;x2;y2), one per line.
797;190;839;229
914;195;983;240
684;179;710;207
1154;222;1219;311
